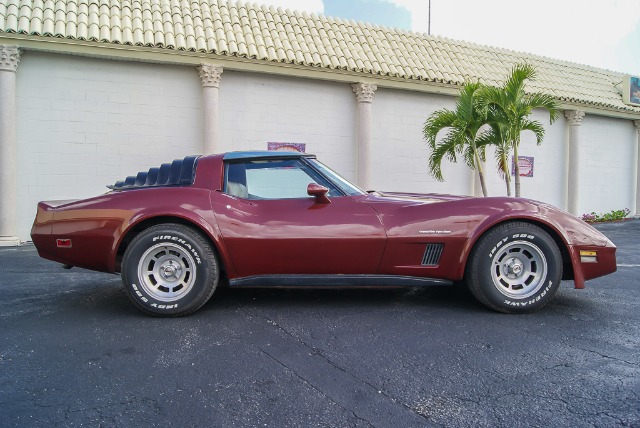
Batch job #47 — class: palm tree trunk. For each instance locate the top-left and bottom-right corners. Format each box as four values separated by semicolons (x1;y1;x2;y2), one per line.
473;148;488;197
513;141;521;197
504;159;512;196
505;174;512;196
500;152;512;196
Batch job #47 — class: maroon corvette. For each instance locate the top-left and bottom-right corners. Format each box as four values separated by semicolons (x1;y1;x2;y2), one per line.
31;151;617;316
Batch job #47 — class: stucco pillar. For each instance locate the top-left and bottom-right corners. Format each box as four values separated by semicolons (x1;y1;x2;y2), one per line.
0;46;20;246
565;110;585;216
634;120;640;217
197;64;223;155
352;83;377;190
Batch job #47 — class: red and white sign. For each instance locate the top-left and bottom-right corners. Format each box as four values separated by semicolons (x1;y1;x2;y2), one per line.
512;156;534;177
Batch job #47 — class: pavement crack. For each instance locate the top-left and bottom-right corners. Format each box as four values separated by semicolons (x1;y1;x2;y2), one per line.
576;347;640;368
254;343;375;428
309;346;440;425
596;412;627;426
240;307;437;426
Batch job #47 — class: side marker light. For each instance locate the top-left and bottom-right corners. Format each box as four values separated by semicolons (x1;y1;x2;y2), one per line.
579;250;597;263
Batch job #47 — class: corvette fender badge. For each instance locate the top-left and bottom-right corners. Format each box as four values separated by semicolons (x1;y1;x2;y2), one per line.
419;230;451;234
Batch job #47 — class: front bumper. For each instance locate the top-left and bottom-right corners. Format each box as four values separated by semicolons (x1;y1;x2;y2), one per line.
567;244;617;289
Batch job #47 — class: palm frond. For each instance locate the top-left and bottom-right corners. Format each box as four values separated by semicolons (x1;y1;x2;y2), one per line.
462;145;476;169
521;119;546;145
525;92;560;123
456;81;482;123
475;85;505;115
476;128;511;179
423;109;458;148
428;134;460;181
504;63;535;100
493;140;511;180
474;130;494;150
424;81;490;181
443;127;468;158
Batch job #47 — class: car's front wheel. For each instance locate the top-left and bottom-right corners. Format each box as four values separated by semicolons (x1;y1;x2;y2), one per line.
466;222;562;313
121;224;219;316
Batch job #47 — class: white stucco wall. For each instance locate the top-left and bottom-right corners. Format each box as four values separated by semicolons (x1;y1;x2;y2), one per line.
371;88;473;195
15;52;203;241
219;71;356;181
578;115;636;215
10;52;640;242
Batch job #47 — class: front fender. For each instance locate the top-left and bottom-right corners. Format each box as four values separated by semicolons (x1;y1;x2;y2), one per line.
457;199;615;287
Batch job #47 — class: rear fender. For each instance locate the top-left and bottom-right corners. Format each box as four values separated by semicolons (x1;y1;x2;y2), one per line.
113;208;234;277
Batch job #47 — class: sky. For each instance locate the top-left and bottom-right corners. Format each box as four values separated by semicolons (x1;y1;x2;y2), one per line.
255;0;640;75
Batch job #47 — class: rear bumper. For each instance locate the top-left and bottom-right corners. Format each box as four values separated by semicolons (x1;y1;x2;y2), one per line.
30;202;116;273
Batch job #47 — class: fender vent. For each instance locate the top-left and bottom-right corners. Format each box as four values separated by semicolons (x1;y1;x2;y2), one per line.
421;243;444;266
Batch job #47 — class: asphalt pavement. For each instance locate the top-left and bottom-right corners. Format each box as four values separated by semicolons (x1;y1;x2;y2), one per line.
1;221;639;427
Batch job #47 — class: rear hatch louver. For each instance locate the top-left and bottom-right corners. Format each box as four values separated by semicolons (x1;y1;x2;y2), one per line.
421;243;444;266
108;155;200;190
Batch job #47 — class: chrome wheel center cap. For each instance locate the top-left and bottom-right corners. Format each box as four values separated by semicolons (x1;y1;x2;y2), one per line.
504;258;524;278
160;262;182;280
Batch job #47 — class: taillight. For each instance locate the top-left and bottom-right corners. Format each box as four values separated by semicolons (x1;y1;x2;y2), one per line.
56;239;72;248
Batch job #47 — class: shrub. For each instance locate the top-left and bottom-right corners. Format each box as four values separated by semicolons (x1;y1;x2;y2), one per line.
581;208;631;223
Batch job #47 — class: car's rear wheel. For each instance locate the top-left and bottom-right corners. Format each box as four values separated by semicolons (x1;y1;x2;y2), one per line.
466;222;562;313
121;224;219;316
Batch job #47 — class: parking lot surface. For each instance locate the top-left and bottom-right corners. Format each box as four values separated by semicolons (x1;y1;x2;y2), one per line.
1;221;639;427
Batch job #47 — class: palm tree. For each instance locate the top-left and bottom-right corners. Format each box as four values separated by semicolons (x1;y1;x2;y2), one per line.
423;82;489;197
476;108;512;196
477;63;559;197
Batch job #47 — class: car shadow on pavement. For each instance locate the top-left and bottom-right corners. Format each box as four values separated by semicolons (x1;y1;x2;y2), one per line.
27;274;591;319
203;284;487;314
200;281;596;318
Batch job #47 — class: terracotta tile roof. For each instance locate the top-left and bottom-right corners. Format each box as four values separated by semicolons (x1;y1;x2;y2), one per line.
1;0;638;113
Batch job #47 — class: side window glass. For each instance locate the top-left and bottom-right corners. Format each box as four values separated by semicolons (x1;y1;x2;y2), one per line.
225;162;249;198
224;159;340;199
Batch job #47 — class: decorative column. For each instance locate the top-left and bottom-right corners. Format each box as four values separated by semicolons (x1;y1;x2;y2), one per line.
352;82;377;190
565;110;585;216
634;120;640;217
0;46;20;246
197;64;223;155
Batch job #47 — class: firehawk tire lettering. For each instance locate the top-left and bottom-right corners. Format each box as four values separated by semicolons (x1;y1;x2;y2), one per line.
122;225;218;317
152;235;201;264
503;281;552;307
467;222;562;314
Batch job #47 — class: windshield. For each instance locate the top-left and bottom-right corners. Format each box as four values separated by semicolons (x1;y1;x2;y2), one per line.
307;159;366;196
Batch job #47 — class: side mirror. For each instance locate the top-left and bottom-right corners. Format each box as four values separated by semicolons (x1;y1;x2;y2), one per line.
307;183;331;204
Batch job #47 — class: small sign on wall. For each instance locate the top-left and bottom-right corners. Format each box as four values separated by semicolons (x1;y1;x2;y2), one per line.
268;142;306;153
512;156;534;177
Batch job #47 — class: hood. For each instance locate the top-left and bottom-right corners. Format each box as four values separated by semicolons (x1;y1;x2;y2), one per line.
370;191;473;204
